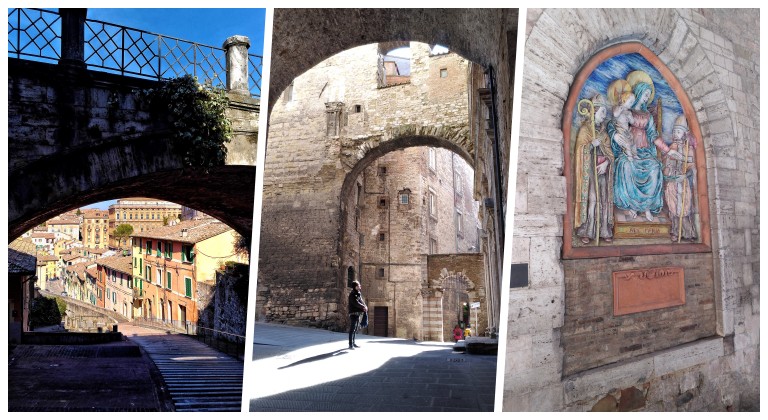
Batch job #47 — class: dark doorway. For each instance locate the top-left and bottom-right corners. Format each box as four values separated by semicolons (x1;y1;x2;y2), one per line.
373;306;388;337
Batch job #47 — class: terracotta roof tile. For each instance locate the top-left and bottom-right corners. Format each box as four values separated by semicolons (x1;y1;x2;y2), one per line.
9;237;37;274
135;219;232;244
97;255;133;275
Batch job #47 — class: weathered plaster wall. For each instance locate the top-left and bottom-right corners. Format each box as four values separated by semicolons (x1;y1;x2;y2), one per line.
506;9;759;411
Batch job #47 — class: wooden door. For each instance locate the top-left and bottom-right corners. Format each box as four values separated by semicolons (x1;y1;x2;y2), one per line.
373;306;388;337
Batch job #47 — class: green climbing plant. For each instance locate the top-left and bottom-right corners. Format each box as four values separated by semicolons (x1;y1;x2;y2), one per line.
140;75;232;169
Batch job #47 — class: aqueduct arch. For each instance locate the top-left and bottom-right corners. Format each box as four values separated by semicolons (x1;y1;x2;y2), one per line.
10;166;256;242
8;9;260;242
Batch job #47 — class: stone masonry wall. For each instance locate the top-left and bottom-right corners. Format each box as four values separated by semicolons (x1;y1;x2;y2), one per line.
259;43;474;331
506;9;759;411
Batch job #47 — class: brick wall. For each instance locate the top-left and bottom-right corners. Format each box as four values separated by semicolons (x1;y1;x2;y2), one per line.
562;254;716;375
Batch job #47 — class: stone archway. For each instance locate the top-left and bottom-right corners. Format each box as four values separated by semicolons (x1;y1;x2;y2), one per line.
336;137;480;339
9;165;256;242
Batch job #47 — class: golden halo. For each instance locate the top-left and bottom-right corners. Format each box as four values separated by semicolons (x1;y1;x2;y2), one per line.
607;79;632;106
626;70;655;103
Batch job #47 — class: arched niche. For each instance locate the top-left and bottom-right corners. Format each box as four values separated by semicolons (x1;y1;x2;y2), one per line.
562;42;711;259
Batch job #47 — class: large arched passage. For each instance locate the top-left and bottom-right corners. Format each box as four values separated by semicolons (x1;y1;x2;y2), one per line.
337;138;484;340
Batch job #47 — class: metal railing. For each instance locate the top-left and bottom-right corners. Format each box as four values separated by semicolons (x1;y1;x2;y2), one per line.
7;8;61;63
8;8;262;98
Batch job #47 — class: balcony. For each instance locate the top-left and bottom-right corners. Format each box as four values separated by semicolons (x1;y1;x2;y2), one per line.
132;288;145;300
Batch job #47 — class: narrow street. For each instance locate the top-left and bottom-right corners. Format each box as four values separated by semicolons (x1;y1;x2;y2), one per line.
120;324;244;412
246;323;497;412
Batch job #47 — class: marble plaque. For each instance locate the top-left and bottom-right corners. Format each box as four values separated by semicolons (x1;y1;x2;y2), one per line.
613;266;685;315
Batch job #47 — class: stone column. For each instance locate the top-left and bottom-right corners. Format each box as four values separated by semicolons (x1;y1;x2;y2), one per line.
59;8;87;67
223;35;251;96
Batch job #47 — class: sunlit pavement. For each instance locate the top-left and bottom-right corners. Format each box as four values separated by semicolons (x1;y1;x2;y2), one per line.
247;322;497;412
120;323;244;412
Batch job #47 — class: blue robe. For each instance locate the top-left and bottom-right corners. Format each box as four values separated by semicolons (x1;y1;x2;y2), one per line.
608;113;664;214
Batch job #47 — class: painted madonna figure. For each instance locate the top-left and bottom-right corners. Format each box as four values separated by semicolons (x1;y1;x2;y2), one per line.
607;72;671;222
574;94;614;244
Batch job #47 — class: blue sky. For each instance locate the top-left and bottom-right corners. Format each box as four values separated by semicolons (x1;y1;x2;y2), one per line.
75;8;266;211
86;9;266;56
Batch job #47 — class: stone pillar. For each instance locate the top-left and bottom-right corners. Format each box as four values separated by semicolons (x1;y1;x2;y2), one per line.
59;8;87;67
223;35;251;96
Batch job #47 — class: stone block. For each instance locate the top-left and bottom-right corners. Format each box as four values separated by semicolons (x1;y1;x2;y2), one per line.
513;214;562;237
653;337;724;376
528;236;564;288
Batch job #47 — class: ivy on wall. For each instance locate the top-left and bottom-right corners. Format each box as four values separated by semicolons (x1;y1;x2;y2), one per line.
139;75;232;169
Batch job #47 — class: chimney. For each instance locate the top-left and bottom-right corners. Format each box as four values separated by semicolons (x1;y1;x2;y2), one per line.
181;228;188;238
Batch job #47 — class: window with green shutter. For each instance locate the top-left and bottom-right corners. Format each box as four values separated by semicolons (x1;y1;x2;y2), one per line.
166;241;173;258
185;277;192;297
146;266;151;282
157;242;162;257
139;259;142;275
182;245;194;263
167;271;172;290
146;241;152;255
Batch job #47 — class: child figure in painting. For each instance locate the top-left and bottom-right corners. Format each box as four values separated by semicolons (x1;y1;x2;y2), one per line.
612;91;638;161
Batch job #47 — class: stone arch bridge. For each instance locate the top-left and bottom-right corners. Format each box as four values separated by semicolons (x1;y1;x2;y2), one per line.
8;9;260;241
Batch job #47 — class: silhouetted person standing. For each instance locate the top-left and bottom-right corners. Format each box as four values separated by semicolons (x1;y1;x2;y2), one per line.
348;281;368;349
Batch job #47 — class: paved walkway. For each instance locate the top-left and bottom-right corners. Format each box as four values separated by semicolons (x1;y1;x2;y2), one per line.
120;324;244;412
247;323;497;411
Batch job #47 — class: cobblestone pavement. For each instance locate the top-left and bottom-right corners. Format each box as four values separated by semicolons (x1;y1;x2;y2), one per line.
7;339;170;411
247;323;497;412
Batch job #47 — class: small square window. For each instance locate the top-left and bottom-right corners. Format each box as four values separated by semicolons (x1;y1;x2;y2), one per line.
354;104;362;113
379;233;386;241
378;166;387;176
399;193;409;205
440;68;448;78
379;197;387;208
377;267;385;277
